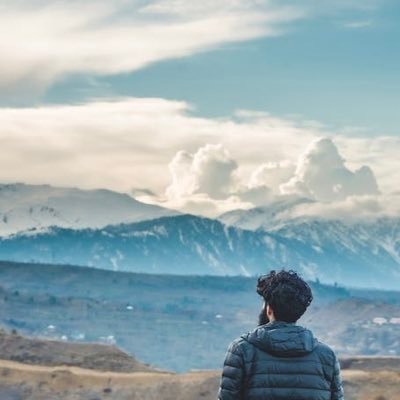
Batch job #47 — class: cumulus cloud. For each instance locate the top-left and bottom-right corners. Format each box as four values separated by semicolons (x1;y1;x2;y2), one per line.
0;0;303;93
249;161;295;194
280;138;380;201
166;144;238;200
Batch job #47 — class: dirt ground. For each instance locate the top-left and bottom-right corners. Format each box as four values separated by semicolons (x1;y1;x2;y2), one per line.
0;358;399;400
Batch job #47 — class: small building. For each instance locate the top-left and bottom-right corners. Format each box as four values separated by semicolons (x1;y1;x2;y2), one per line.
372;317;387;325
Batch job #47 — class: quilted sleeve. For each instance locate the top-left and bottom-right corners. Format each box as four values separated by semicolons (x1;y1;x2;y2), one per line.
217;340;245;400
331;352;344;400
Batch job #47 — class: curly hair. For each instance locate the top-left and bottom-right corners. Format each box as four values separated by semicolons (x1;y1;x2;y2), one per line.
256;269;313;323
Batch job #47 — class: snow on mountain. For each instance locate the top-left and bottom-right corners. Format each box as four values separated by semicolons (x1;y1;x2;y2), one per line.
0;215;289;276
220;201;400;288
270;217;400;287
218;196;313;231
0;212;399;288
1;186;399;288
0;183;177;236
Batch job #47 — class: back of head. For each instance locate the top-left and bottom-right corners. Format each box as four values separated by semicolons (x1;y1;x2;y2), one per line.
257;269;313;323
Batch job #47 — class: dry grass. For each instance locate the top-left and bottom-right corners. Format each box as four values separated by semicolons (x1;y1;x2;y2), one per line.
0;330;398;399
0;359;399;400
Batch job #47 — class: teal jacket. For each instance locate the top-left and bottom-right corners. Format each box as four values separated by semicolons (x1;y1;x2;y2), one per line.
218;321;344;400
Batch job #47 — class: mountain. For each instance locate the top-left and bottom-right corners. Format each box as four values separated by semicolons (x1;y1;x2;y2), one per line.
1;214;400;288
0;185;399;288
0;183;177;236
219;201;400;288
219;196;313;230
262;216;400;288
0;215;288;275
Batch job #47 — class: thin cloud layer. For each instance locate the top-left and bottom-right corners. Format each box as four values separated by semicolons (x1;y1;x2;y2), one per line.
277;194;400;222
0;0;303;93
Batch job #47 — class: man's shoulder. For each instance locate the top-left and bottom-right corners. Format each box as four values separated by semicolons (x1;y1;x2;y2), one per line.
313;339;338;365
227;336;248;353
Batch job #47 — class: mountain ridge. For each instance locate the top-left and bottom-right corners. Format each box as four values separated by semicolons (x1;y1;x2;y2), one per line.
0;182;177;236
1;213;399;288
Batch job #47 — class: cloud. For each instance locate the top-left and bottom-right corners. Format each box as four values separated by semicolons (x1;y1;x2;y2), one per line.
166;144;238;200
277;194;400;222
342;20;373;29
280;138;380;201
249;161;295;194
0;0;303;94
0;97;319;194
0;97;398;219
164;144;280;214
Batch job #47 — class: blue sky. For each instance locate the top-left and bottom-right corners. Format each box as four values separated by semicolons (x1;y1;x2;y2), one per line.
41;0;400;135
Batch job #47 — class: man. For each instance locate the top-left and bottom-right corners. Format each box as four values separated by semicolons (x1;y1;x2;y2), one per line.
218;269;344;400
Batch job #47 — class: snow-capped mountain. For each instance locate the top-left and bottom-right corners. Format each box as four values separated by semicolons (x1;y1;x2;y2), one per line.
219;202;400;288
219;196;313;231
0;215;289;276
0;213;399;289
0;183;177;236
270;217;400;288
0;185;399;288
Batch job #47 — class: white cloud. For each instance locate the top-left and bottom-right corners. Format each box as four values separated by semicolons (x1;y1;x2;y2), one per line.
0;97;320;194
249;160;295;193
280;138;380;201
150;193;252;218
277;194;400;222
0;97;398;219
0;0;303;93
166;144;238;200
165;143;277;212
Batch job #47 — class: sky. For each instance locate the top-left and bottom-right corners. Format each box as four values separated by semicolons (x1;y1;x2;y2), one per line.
0;0;399;217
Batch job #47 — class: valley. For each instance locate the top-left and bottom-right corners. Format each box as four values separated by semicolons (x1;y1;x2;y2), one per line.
0;261;399;372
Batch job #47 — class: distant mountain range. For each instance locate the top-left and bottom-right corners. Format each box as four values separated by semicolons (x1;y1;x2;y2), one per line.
0;183;177;236
0;183;399;289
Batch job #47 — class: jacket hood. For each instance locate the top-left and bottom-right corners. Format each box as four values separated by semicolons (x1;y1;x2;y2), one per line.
241;321;318;357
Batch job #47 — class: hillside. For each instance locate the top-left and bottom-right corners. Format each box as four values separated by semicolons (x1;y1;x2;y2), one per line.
0;261;399;372
0;329;156;373
0;331;398;400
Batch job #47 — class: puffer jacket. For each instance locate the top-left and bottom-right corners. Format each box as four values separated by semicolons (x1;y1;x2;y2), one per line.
218;321;344;400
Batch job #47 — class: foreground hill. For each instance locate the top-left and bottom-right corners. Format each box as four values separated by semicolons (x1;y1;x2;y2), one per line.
0;329;156;373
0;355;399;400
0;329;399;400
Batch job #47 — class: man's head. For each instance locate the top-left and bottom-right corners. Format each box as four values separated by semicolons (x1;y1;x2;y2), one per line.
256;269;313;325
